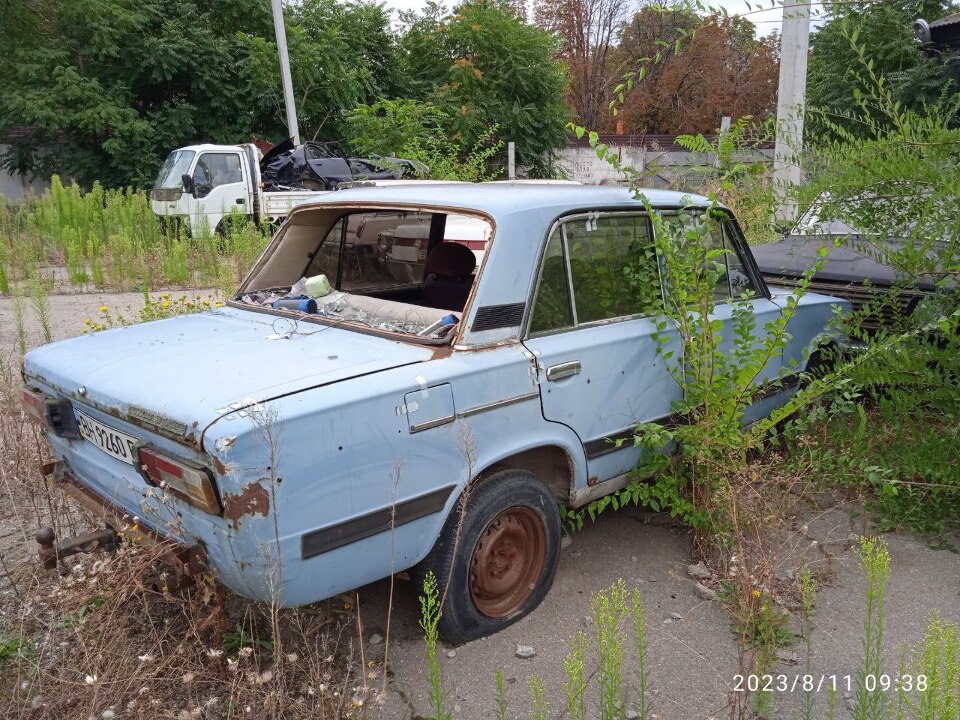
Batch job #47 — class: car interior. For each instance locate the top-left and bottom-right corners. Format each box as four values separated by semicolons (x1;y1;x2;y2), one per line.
235;207;492;335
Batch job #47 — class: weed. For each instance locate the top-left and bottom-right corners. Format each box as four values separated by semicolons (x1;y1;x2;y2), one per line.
59;594;106;628
799;569;817;720
419;571;449;720
527;675;548;720
854;536;891;720
562;631;588;720
222;623;274;657
30;277;53;344
12;291;27;356
593;579;629;720
895;614;960;718
1;177;271;292
494;669;509;720
0;631;28;667
630;587;652;720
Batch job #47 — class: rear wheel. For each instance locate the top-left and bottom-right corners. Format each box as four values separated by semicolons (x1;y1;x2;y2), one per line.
417;469;561;644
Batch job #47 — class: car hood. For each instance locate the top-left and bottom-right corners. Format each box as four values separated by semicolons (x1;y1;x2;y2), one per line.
23;306;434;435
752;235;940;290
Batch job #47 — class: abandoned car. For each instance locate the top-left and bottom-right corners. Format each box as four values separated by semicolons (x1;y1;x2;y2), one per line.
753;194;954;332
23;184;848;642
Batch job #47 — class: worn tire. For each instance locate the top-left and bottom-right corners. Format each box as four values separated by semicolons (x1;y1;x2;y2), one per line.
417;469;561;644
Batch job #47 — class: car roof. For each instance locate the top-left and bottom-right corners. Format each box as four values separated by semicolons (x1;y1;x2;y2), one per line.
290;182;714;219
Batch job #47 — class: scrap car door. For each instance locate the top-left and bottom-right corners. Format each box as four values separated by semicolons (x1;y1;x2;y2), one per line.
522;212;682;483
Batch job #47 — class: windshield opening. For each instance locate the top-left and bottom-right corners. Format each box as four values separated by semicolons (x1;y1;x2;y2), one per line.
235;208;493;339
151;150;196;201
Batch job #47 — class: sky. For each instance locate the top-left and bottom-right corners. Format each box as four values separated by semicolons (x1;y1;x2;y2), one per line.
377;0;816;37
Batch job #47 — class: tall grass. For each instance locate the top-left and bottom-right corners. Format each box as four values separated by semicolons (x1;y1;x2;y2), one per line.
855;537;892;720
1;177;271;292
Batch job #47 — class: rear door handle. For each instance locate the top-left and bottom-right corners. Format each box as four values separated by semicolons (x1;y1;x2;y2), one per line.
235;198;246;204
546;361;581;381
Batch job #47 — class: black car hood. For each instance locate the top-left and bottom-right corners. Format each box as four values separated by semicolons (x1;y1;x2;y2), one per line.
752;235;940;291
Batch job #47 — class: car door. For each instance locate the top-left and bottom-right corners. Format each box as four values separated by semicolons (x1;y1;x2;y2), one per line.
658;210;785;417
522;212;683;483
190;151;247;234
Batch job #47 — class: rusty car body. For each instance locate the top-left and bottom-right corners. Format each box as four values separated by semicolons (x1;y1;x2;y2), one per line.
23;183;848;641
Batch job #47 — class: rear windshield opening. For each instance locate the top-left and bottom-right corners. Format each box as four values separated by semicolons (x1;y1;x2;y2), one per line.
236;209;493;338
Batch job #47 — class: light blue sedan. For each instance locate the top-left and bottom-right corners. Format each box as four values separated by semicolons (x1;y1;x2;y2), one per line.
23;184;847;642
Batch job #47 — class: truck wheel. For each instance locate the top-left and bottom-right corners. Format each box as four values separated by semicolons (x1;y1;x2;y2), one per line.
418;469;561;644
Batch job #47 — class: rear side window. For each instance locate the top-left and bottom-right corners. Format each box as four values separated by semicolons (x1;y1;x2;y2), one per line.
528;228;573;334
529;213;663;335
659;212;758;302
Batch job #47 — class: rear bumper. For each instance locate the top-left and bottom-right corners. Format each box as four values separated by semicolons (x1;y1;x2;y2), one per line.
42;459;205;580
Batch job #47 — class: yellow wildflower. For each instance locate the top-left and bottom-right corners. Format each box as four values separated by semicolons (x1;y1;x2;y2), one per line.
99;305;107;313
85;318;92;324
162;300;170;308
752;589;762;598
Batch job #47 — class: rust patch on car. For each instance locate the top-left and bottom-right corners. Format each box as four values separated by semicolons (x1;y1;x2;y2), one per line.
587;475;599;487
213;455;229;476
222;482;270;529
184;421;200;445
430;345;454;360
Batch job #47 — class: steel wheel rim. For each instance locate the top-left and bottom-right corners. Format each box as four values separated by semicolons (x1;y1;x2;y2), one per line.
469;506;546;618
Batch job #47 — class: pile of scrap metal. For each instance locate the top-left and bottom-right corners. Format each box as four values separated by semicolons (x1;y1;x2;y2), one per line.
259;139;427;192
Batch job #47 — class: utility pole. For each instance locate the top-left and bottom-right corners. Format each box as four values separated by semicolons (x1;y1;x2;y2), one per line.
772;0;811;225
715;115;731;169
270;0;300;146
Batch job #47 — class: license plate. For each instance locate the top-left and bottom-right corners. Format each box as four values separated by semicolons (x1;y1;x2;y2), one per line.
75;410;139;466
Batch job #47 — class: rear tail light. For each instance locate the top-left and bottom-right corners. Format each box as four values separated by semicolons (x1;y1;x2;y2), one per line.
138;447;221;515
46;399;80;438
22;390;47;425
22;391;80;437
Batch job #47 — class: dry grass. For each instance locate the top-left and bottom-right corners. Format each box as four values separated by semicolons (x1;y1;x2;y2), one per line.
0;347;375;720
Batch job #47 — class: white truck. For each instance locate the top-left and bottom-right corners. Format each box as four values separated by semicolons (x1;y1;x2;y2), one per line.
150;143;327;236
150;141;422;236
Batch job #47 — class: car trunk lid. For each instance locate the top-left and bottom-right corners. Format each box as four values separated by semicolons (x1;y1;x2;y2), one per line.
23;306;433;438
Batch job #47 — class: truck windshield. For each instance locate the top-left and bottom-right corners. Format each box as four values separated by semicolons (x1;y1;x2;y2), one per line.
152;150;196;200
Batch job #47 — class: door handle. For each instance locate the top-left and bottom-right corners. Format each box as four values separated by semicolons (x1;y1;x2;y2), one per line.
546;361;581;381
235;198;246;204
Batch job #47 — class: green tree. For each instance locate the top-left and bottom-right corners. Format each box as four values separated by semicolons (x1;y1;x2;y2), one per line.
807;0;958;139
345;98;447;157
345;97;503;181
0;0;277;187
398;0;569;175
0;0;395;188
242;0;399;144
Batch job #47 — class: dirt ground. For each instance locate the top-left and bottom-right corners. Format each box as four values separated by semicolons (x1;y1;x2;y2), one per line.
1;291;958;720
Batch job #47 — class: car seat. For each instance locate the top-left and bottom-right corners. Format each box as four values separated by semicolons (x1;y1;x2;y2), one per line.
422;242;477;311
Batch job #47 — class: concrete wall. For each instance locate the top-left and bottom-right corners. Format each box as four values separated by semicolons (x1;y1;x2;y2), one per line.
555;143;774;186
0;145;49;203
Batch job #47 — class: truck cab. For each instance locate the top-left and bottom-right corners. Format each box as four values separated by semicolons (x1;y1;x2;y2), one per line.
151;144;262;236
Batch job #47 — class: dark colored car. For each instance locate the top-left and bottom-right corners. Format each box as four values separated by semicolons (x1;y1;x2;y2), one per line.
752;214;939;332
